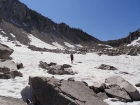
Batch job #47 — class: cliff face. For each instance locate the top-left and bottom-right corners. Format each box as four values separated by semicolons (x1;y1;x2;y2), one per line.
105;29;140;47
0;0;102;47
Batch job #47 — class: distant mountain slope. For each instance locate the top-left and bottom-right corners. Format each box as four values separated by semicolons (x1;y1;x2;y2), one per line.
127;37;140;47
0;0;102;47
105;29;140;47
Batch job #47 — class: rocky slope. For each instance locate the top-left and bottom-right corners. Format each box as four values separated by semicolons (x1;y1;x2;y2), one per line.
0;0;102;47
105;29;140;47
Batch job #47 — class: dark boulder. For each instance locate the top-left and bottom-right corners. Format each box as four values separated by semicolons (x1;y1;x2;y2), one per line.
0;43;14;59
48;62;57;66
47;65;75;75
17;63;24;69
29;76;108;105
89;86;100;93
39;61;49;69
95;64;117;70
0;60;22;79
62;64;72;68
0;67;10;74
39;62;76;75
135;83;140;87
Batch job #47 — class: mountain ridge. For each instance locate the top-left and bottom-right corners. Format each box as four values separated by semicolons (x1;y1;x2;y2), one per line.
0;0;102;47
105;29;140;47
0;0;140;48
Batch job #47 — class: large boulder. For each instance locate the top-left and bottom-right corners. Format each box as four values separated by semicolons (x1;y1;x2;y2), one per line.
0;60;22;79
105;85;132;102
135;83;140;87
17;63;24;69
29;76;108;105
0;60;17;70
95;64;117;70
39;61;49;69
0;44;14;59
47;66;75;75
105;76;140;101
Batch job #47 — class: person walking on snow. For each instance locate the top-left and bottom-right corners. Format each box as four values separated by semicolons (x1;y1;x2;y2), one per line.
70;53;74;63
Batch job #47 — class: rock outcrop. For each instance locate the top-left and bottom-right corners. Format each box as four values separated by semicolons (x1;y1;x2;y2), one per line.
0;60;22;79
39;61;75;75
135;83;140;87
105;76;140;101
89;76;140;102
0;0;102;47
17;63;24;69
105;85;132;102
105;29;140;47
29;76;108;105
0;43;13;59
95;64;117;70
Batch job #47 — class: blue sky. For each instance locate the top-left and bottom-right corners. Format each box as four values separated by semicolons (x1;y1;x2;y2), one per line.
19;0;140;41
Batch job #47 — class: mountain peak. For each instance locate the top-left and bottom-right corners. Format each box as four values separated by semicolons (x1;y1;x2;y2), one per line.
0;0;102;47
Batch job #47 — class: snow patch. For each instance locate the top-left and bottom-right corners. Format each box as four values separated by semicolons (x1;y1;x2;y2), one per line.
64;42;75;48
75;44;82;47
26;33;57;49
98;44;112;47
52;42;64;49
1;31;6;34
127;37;140;47
10;33;16;38
11;20;21;26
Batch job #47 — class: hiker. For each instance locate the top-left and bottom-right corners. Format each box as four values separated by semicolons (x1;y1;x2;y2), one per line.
70;53;74;63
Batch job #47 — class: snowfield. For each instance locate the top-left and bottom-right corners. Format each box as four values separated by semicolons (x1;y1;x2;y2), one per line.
0;33;140;105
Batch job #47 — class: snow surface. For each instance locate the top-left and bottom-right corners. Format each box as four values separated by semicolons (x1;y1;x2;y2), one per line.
0;32;140;105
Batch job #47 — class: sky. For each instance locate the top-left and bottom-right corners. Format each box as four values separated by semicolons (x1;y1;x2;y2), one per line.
19;0;140;41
